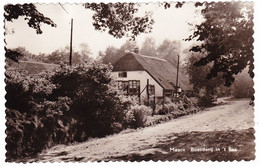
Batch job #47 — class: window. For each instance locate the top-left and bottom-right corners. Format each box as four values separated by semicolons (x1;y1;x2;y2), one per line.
148;85;155;95
117;81;128;91
128;80;140;95
164;90;173;97
117;80;140;95
118;71;127;78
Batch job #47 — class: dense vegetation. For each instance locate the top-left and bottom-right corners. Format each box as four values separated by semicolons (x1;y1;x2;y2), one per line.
4;2;254;161
5;61;136;160
186;2;254;86
5;55;199;161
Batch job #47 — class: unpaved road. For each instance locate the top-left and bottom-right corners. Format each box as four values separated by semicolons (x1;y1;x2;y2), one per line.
34;98;254;162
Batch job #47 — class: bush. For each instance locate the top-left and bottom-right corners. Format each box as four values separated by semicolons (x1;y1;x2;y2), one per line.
197;95;214;107
157;95;197;116
50;63;130;138
5;62;132;160
158;108;168;115
5;69;55;113
125;105;152;129
5;96;72;160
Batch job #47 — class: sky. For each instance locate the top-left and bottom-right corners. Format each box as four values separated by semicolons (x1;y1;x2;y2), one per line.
5;2;204;59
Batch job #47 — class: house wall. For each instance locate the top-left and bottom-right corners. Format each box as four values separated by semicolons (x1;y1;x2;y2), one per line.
111;70;164;101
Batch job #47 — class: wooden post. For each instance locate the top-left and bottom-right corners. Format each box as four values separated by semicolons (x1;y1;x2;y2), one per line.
138;86;141;104
162;90;165;106
152;95;156;116
147;79;149;106
176;54;180;94
69;18;73;66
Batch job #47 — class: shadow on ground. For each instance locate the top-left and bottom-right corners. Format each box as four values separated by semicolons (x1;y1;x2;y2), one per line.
112;128;255;161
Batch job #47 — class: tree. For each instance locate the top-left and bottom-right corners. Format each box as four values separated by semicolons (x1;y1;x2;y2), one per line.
100;46;119;64
84;3;154;39
4;4;57;61
232;68;254;98
5;3;155;62
140;37;157;57
5;48;23;63
5;3;155;40
50;63;130;137
101;40;137;64
186;2;254;86
186;52;224;96
79;43;92;62
42;46;92;65
4;3;56;34
157;39;181;66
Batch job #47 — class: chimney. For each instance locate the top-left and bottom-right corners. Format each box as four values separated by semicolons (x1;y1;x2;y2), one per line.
133;47;140;54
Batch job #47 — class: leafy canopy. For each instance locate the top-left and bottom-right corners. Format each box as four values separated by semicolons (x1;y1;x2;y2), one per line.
186;2;254;86
185;52;224;93
85;3;154;39
4;3;57;34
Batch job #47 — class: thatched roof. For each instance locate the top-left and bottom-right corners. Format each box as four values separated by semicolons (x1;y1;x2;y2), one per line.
112;52;191;90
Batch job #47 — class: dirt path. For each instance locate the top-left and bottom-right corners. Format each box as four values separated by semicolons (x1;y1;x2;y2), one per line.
34;98;254;162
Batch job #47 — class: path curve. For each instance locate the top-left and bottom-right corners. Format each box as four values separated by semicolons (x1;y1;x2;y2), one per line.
35;99;254;162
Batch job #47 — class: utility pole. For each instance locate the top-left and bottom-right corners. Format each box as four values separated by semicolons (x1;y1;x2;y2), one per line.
58;3;73;66
69;18;73;66
176;54;180;94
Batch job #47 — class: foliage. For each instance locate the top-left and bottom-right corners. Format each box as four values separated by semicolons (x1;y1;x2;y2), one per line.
6;45;93;67
197;95;214;108
185;52;224;98
157;39;181;67
5;61;133;160
40;46;92;65
140;37;157;57
5;48;23;63
159;103;177;115
6;96;72;160
4;3;154;63
5;69;71;160
233;68;254;98
51;62;131;137
156;95;197;117
5;69;56;113
186;2;254;86
85;3;154;39
4;3;56;34
100;37;181;66
100;40;137;64
125;105;152;129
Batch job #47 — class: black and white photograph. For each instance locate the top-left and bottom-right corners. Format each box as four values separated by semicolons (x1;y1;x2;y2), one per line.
2;0;258;163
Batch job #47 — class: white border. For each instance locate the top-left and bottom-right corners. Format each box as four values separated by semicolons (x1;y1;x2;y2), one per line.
0;0;259;166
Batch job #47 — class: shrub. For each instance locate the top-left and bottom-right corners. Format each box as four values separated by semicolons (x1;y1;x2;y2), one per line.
158;101;179;115
125;105;152;129
158;108;168;115
50;63;130;138
5;62;132;160
5;96;72;160
197;95;214;107
5;69;55;113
